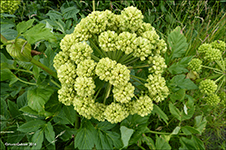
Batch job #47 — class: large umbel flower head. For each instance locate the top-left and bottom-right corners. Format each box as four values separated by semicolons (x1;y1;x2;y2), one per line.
54;6;169;124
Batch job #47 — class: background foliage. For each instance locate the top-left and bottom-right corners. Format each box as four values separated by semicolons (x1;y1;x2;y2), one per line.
0;0;225;149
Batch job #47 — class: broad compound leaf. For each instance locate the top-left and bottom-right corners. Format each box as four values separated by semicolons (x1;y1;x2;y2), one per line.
0;69;18;85
142;135;155;149
152;104;169;124
181;96;195;121
170;89;185;103
74;120;97;150
23;23;56;44
46;10;62;21
168;56;193;74
27;86;54;112
120;126;134;148
16;19;35;35
31;129;44;150
169;102;181;121
194;115;207;134
17;120;46;133
95;130;113;149
181;126;200;135
170;74;198;90
44;122;55;144
168;26;188;59
155;135;171;150
17;91;27;109
97;121;116;131
8;100;21;118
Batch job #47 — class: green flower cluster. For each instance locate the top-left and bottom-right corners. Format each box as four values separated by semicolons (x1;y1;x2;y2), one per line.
188;58;202;72
190;41;225;106
148;55;167;74
0;0;20;14
204;94;221;106
197;42;224;62
54;6;169;123
199;79;217;95
145;75;169;102
95;57;130;86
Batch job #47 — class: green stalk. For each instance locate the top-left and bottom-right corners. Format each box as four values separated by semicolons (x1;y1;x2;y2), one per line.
89;38;107;57
17;77;36;86
125;58;139;66
116;50;123;61
216;76;225;93
91;54;100;61
202;65;222;72
50;79;61;89
30;58;57;79
92;0;95;11
127;64;150;69
195;74;221;83
130;75;147;82
103;83;112;104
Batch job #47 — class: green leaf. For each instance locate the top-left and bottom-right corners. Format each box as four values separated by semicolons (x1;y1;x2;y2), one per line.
53;105;77;125
142;135;155;149
40;47;56;71
192;135;205;150
1;98;10;119
27;86;54;112
95;130;113;149
168;26;188;59
0;139;6;150
31;129;44;150
44;122;55;144
106;131;123;149
170;74;198;90
46;10;62;21
19;105;39;116
97;121;116;131
23;23;56;44
194;115;207;134
181;126;200;135
180;137;197;150
181;96;195;121
62;7;80;20
8;100;21;118
152;104;169;124
168;56;193;74
155;135;171;150
17;120;46;133
17;91;27;109
0;69;18;85
171;126;181;135
170;89;185;103
33;65;40;80
169;102;181;121
74;120;97;150
120;126;134;148
16;19;35;35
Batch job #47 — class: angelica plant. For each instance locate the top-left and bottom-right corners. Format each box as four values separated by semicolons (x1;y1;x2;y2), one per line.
188;40;226;106
0;0;21;14
53;6;169;123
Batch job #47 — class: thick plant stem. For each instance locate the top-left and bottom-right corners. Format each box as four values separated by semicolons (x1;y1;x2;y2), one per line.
30;58;57;79
92;0;95;11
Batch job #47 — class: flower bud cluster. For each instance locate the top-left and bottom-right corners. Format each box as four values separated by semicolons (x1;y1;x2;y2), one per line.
58;86;76;106
210;40;226;52
199;79;217;95
204;94;220;106
76;59;96;77
104;103;129;124
74;77;96;97
133;37;154;61
99;31;118;52
53;51;71;70
95;57;130;86
60;34;77;52
73;96;95;119
54;6;169;124
92;102;106;122
133;95;153;117
148;55;167;74
119;6;144;32
145;75;169;102
0;0;20;14
57;62;77;85
113;82;135;103
204;48;221;62
198;43;212;54
188;58;202;72
70;42;93;64
116;32;137;54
